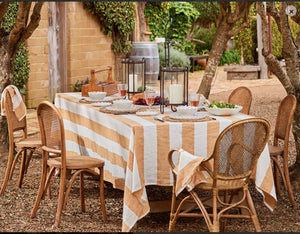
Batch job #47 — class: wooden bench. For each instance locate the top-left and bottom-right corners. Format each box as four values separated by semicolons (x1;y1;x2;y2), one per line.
189;55;209;73
224;65;261;80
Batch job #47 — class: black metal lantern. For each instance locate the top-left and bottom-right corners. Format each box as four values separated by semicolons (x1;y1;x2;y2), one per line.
121;58;145;98
160;66;188;113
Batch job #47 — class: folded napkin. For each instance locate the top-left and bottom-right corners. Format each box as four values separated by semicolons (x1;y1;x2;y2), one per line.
1;85;27;121
173;149;211;196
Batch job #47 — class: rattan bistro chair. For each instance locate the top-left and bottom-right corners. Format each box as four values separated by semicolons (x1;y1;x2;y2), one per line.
228;86;252;115
30;101;107;227
168;118;270;232
268;94;296;207
0;89;41;195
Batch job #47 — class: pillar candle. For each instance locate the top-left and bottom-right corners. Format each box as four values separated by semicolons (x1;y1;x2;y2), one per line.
129;74;138;92
169;84;183;104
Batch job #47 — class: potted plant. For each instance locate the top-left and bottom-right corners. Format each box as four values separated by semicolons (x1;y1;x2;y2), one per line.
197;49;209;69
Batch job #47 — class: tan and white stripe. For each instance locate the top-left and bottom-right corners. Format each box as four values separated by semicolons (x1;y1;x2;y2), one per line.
55;93;276;232
1;85;27;121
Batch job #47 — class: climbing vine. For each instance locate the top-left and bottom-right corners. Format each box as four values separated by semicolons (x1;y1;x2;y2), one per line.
83;2;135;55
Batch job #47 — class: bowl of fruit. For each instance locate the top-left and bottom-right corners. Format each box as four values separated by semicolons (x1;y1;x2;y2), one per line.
204;101;242;116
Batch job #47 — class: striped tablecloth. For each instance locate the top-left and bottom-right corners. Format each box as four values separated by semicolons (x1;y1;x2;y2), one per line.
55;92;276;232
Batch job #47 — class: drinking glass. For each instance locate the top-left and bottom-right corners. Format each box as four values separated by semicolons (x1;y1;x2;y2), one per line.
144;90;156;111
189;93;200;107
118;84;128;99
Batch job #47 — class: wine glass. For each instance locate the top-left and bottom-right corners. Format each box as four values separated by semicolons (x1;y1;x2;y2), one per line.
118;84;128;99
144;90;156;111
189;93;200;107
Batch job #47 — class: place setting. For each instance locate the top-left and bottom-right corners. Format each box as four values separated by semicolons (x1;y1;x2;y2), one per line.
79;91;118;104
162;106;213;122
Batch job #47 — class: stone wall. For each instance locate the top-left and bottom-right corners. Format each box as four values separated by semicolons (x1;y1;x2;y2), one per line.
26;2;115;108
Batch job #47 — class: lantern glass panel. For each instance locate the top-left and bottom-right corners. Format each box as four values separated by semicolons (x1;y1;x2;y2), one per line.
160;67;188;113
122;58;145;96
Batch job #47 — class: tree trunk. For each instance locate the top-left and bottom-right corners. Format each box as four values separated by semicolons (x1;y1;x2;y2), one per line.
0;37;14;159
196;22;231;98
114;54;123;83
133;2;150;42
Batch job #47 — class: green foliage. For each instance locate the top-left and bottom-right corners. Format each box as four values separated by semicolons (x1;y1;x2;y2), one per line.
168;2;199;55
83;2;135;55
190;2;219;26
3;2;30;95
158;44;190;69
13;43;30;95
219;50;241;66
145;2;171;41
194;27;216;54
233;4;257;64
145;2;199;55
2;2;18;32
74;77;90;92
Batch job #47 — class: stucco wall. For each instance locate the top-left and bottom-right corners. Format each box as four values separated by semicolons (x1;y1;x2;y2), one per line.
26;2;115;108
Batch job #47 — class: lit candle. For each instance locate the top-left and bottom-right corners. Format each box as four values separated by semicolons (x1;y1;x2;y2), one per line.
169;84;183;104
128;74;138;92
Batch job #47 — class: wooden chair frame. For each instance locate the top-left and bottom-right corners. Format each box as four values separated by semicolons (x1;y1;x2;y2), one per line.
0;90;41;195
269;94;296;206
30;101;107;227
168;118;270;232
228;86;252;115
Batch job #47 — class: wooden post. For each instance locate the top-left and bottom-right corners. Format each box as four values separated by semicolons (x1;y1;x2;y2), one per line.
48;2;67;102
256;2;268;79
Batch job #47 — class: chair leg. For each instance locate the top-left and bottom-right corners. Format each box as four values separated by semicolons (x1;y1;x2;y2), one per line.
80;172;85;212
31;162;48;218
99;167;107;222
24;149;34;174
245;189;261;232
271;156;281;196
211;189;220;232
9;149;24;180
17;149;27;188
283;155;296;207
0;148;15;195
54;170;67;228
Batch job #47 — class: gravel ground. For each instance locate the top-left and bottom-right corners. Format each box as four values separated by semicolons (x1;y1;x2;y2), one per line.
0;77;299;232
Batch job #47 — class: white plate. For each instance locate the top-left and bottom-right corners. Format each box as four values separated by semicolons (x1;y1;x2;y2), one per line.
204;105;242;116
91;102;111;107
85;96;115;102
169;112;208;120
136;110;159;116
106;105;140;112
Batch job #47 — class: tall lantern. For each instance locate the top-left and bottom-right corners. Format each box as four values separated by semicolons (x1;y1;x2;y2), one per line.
160;66;188;113
121;58;145;98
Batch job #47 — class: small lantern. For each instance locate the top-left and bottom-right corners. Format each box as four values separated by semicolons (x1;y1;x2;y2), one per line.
160;66;188;113
121;58;145;98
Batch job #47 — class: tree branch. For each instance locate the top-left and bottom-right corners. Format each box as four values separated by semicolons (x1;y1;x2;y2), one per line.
8;2;31;53
229;20;249;37
0;2;9;25
20;2;44;42
267;2;282;33
258;2;296;93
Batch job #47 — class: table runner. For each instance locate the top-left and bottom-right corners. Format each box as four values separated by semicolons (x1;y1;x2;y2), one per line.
55;92;276;231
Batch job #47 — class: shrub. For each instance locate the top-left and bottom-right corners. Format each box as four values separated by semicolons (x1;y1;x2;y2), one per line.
158;44;190;69
194;27;216;54
145;2;199;55
219;50;241;66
